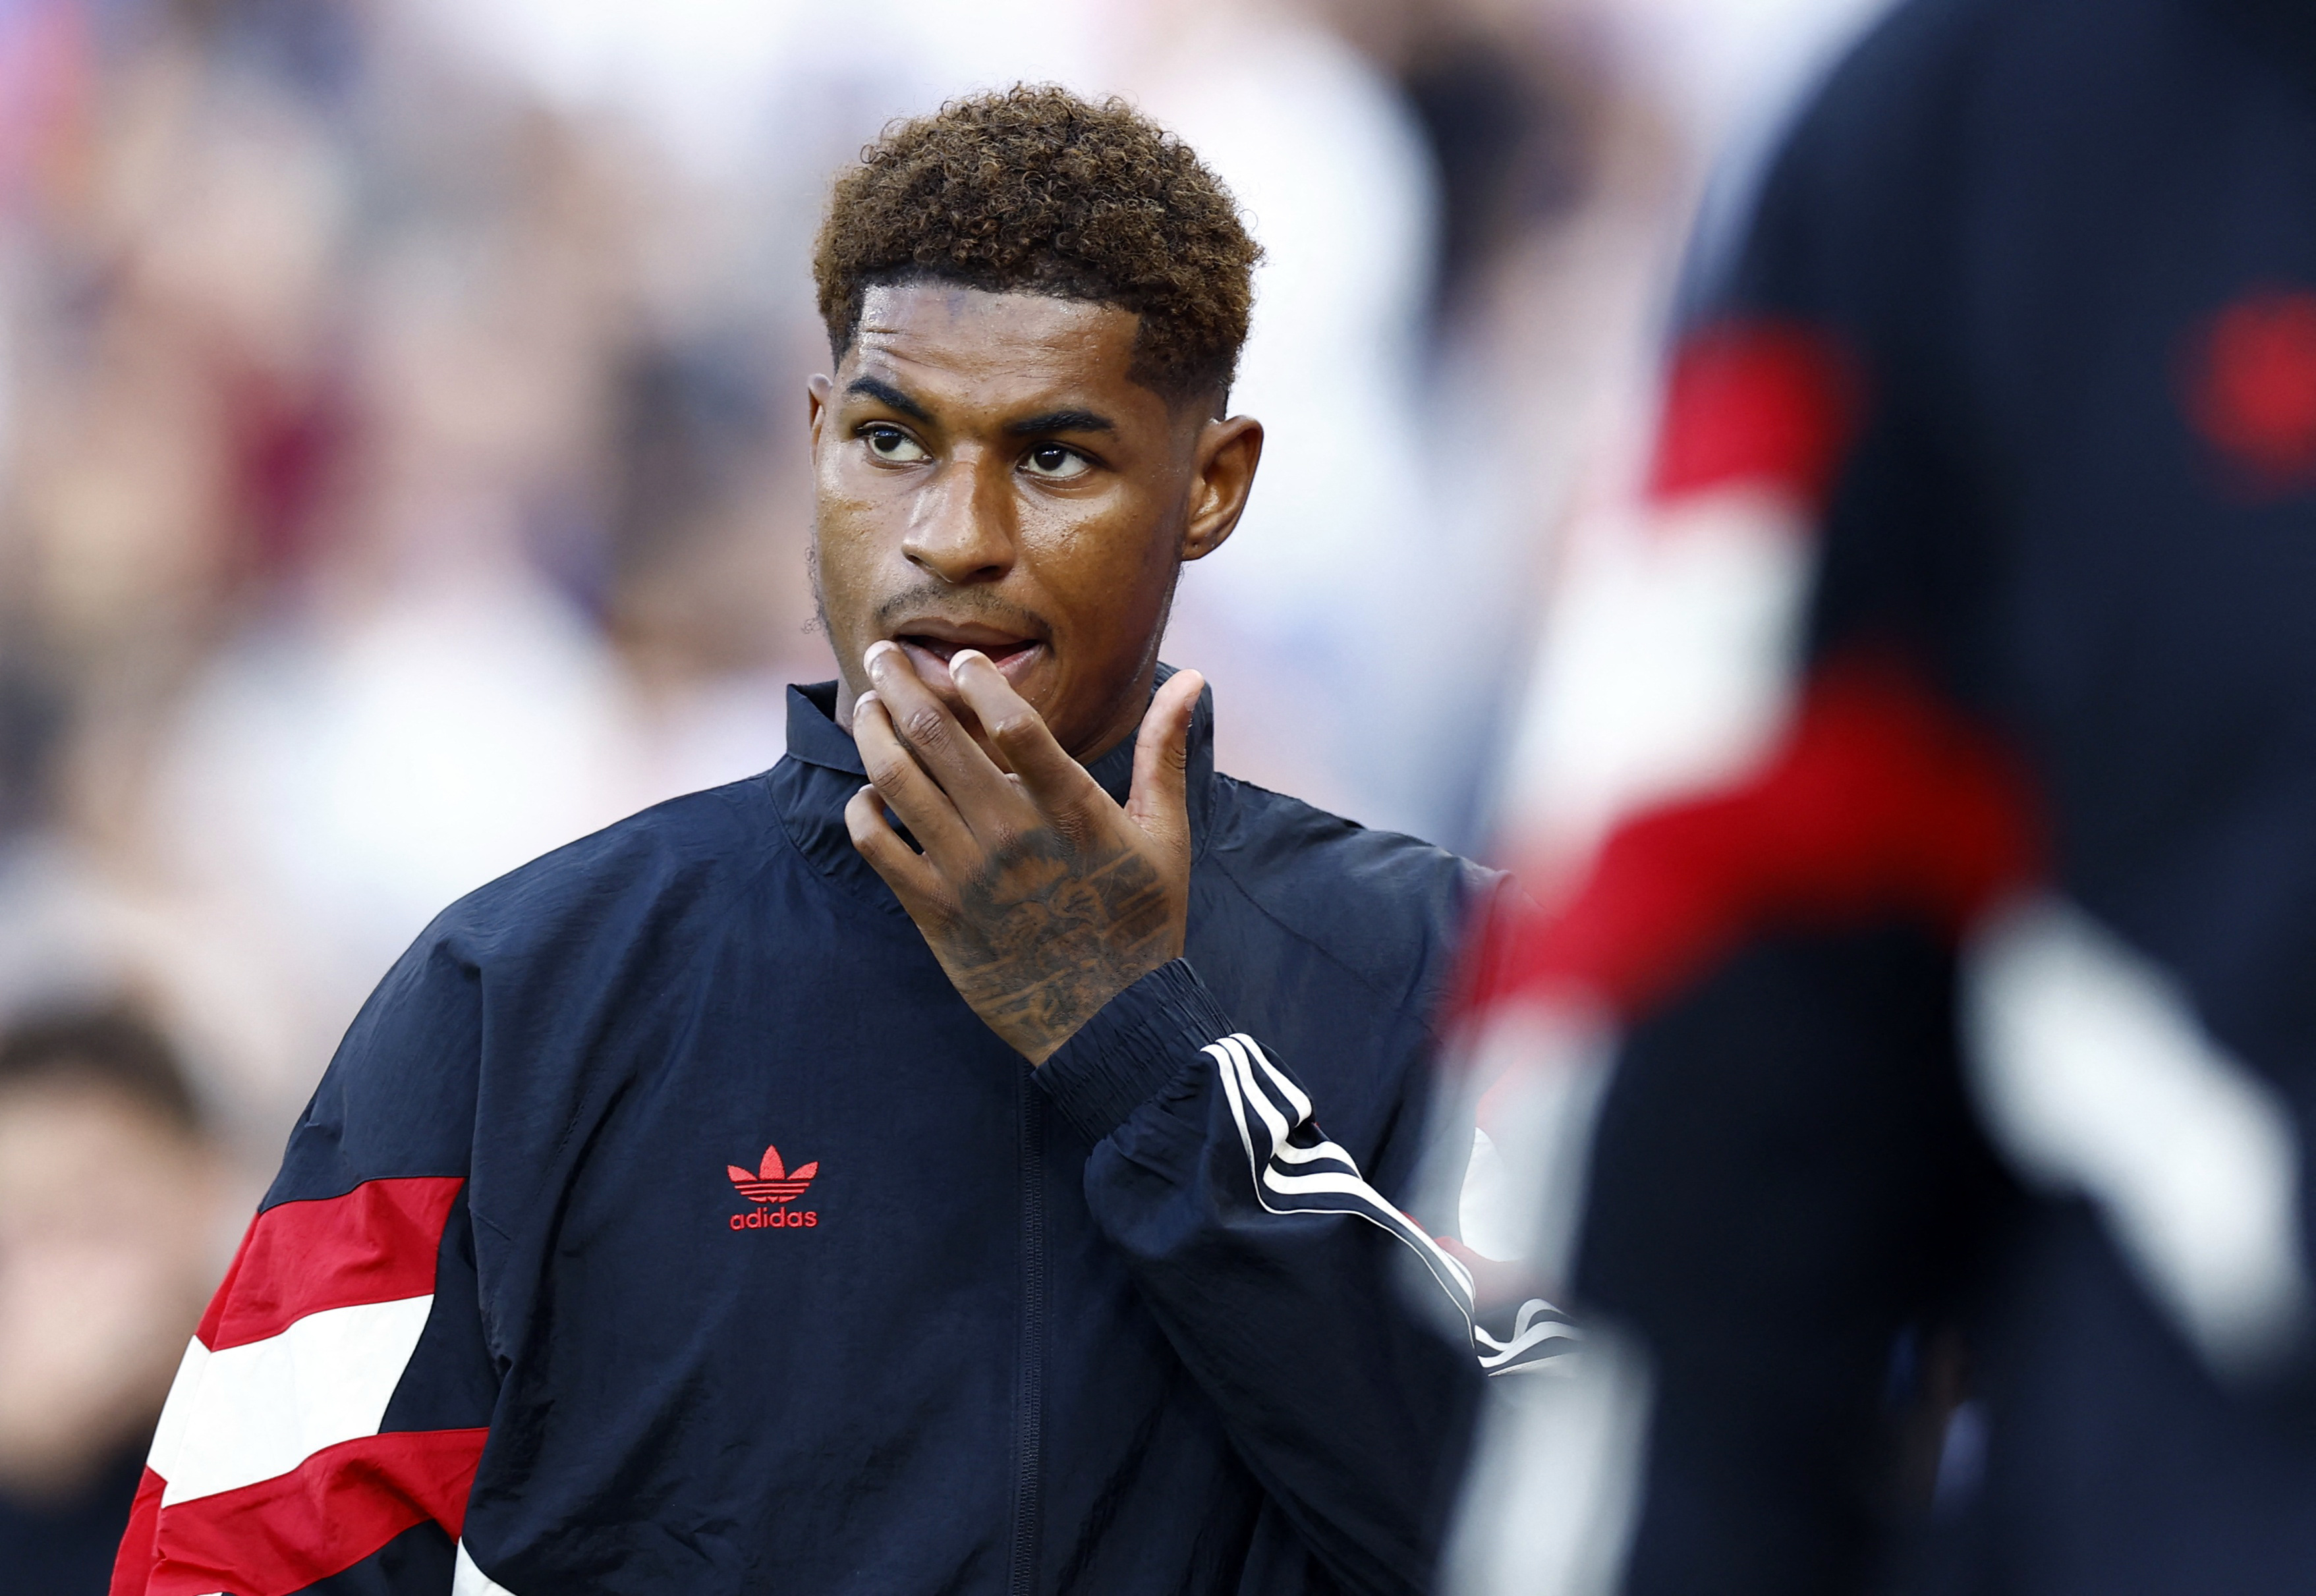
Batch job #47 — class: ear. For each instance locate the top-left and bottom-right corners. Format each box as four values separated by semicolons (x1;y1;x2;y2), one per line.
1179;414;1264;563
806;373;833;454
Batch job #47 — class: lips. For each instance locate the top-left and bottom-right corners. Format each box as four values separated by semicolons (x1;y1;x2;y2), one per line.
897;634;1038;666
888;620;1048;687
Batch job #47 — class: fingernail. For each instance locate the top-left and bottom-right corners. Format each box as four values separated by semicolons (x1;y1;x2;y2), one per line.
864;640;898;675
857;690;880;715
951;648;988;674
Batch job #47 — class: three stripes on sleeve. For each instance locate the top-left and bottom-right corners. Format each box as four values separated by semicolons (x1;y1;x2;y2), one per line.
1204;1033;1580;1377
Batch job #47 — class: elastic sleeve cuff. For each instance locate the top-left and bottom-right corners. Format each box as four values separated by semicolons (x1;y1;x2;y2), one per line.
1036;959;1236;1144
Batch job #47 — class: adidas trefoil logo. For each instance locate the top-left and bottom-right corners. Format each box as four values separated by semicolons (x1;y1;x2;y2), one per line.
728;1145;818;1203
727;1145;821;1230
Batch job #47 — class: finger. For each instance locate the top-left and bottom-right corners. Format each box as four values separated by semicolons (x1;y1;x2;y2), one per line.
844;784;948;912
862;641;1017;821
1127;669;1202;863
947;649;1104;823
851;690;977;866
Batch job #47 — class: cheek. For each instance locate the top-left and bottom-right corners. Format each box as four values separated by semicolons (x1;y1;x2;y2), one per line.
813;458;880;549
812;470;905;612
1032;474;1177;572
1032;524;1177;664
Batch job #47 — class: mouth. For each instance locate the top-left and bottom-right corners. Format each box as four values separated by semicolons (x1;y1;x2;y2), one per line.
888;621;1048;688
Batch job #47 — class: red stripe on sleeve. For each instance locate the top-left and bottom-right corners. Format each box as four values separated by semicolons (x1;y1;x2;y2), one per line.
1478;658;2041;1020
108;1467;165;1596
144;1427;488;1596
197;1177;465;1352
1647;319;1857;510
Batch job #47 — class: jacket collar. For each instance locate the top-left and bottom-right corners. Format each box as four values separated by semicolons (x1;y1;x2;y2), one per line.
774;669;1218;895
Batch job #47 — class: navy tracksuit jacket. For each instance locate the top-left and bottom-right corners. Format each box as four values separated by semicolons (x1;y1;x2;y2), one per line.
113;677;1569;1596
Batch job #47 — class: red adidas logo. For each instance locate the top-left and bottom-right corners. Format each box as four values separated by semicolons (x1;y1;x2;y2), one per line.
728;1145;818;1203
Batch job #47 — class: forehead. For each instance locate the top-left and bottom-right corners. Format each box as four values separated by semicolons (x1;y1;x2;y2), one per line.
845;283;1151;409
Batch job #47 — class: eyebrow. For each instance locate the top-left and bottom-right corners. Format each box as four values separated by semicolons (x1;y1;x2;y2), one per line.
1003;408;1116;437
845;375;934;424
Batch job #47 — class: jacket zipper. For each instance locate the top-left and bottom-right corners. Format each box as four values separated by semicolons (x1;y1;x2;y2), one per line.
1009;1076;1046;1596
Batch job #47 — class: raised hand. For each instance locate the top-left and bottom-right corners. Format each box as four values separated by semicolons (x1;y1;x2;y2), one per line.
843;641;1204;1064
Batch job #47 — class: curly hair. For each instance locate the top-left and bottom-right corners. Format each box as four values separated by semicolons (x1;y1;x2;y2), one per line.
814;85;1261;408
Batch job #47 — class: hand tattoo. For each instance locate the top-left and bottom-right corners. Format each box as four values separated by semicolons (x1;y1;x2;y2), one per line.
938;833;1179;1060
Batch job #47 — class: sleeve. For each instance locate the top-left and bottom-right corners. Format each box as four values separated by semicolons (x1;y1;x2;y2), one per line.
1036;958;1577;1596
111;933;505;1596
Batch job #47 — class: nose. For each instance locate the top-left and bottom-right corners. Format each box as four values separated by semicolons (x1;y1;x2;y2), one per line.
901;448;1015;586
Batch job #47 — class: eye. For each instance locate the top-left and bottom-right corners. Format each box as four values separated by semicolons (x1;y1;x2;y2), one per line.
861;424;928;463
1021;442;1092;481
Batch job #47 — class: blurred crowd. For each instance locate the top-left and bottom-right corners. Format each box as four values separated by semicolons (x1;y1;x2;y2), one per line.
0;0;1894;1581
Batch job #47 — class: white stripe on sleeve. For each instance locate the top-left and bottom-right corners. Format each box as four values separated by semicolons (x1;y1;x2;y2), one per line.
1202;1033;1577;1376
158;1294;436;1505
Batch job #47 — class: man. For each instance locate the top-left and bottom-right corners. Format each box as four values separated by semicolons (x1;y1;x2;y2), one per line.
112;87;1566;1596
1461;0;2316;1589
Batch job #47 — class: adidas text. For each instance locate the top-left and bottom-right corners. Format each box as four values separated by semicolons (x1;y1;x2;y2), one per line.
731;1209;818;1230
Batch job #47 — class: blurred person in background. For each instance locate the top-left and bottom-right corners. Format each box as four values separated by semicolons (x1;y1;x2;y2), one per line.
112;88;1569;1596
0;1006;224;1594
1453;0;2316;1591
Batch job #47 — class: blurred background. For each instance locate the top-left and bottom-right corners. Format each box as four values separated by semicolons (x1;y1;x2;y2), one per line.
0;0;1898;1580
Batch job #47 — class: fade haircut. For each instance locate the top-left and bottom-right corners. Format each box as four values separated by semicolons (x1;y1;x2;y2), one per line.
813;84;1261;411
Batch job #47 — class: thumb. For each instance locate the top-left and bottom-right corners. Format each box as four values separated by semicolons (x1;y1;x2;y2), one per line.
1127;669;1202;861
